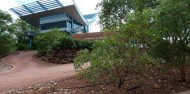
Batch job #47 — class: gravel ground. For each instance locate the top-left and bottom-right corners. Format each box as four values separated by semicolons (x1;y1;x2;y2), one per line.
0;51;75;94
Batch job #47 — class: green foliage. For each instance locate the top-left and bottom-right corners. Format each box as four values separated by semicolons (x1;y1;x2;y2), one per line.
150;40;172;61
58;38;93;50
34;29;93;57
75;0;159;88
11;19;38;33
74;10;156;87
74;34;154;88
34;29;67;56
97;0;158;29
0;10;12;32
0;32;16;57
16;42;31;51
11;19;39;51
147;0;190;82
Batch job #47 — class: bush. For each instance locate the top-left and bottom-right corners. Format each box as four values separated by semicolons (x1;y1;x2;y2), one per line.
0;33;16;57
15;32;32;51
74;33;155;88
34;29;93;57
34;29;67;56
16;43;31;51
58;37;93;50
149;39;173;62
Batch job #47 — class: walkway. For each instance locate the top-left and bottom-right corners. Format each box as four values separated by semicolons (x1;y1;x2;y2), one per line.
0;51;75;93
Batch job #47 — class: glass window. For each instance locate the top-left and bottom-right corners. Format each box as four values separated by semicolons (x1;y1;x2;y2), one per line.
40;21;67;30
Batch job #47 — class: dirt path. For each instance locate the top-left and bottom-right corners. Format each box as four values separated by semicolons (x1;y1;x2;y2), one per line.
0;51;76;94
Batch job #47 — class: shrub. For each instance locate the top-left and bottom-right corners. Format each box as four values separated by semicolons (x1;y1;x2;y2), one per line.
34;29;93;57
74;9;157;88
0;32;16;57
74;33;155;88
34;29;67;56
15;32;32;51
16;43;31;51
149;39;174;62
58;37;93;50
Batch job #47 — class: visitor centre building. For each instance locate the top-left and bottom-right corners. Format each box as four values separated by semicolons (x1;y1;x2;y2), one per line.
10;0;99;34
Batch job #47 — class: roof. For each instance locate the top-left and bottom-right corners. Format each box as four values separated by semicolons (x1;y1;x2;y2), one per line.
10;0;88;27
10;0;64;16
83;13;97;20
83;13;98;24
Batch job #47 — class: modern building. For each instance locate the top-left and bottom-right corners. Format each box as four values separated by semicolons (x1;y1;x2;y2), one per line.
10;0;99;34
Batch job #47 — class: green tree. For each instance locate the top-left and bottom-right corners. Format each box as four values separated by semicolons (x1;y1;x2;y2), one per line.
97;0;157;29
11;19;39;50
34;29;67;56
153;0;190;82
0;32;16;57
12;19;37;33
0;10;16;56
74;8;156;88
0;10;12;32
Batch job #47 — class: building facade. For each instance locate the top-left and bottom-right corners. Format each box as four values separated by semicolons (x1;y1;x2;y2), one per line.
10;0;98;34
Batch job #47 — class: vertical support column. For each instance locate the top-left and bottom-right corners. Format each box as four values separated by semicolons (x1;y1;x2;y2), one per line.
39;19;41;31
71;18;74;33
29;37;32;48
85;25;89;33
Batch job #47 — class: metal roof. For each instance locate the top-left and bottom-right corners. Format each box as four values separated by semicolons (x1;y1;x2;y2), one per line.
10;0;97;28
83;13;97;24
83;13;97;20
10;0;64;17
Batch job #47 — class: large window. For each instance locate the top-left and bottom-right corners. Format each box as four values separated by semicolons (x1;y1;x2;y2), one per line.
40;14;66;21
41;21;67;30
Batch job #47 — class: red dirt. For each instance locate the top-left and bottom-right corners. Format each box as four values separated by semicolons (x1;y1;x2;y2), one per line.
0;51;76;93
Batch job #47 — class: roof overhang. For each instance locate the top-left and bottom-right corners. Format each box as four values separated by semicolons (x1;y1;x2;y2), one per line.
21;5;87;27
10;0;87;27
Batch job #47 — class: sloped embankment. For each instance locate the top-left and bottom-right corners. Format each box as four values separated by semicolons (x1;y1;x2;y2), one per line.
40;48;80;64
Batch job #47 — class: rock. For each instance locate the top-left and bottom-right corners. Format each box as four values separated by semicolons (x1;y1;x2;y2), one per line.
158;80;162;83
172;90;175;93
182;82;187;86
154;84;161;89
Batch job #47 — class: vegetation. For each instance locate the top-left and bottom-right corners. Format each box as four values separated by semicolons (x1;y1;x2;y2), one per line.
0;10;12;32
97;0;157;30
151;0;190;82
75;0;190;89
74;3;157;88
11;19;38;50
0;32;16;57
0;0;189;92
34;29;93;57
34;29;67;56
0;10;16;57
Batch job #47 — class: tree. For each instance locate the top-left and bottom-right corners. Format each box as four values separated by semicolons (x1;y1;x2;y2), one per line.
12;19;37;33
97;0;158;29
74;8;156;88
0;10;12;32
0;10;16;56
0;32;16;57
34;29;67;56
11;19;39;50
153;0;190;82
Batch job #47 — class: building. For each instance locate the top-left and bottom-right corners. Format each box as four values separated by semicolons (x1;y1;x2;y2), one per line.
10;0;99;34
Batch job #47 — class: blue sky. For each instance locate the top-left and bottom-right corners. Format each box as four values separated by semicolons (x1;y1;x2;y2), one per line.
0;0;102;19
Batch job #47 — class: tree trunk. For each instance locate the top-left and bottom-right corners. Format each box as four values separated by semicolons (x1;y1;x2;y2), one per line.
179;56;186;82
118;77;124;89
